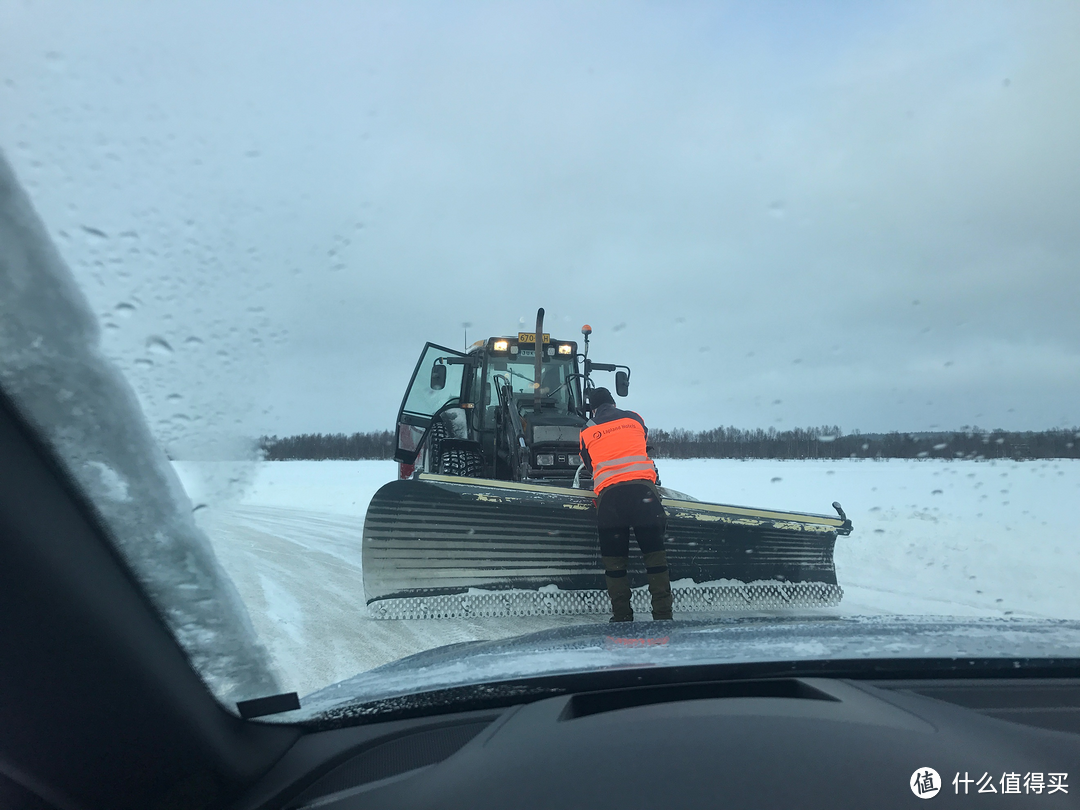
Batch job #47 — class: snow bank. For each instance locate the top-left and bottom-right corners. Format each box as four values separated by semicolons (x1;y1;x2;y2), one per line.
659;457;1080;620
173;458;395;517
0;152;278;704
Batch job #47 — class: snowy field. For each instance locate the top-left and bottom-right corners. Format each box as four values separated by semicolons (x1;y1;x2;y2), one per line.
173;458;1080;698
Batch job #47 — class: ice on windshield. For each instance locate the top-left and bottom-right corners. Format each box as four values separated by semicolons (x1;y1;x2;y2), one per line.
0;153;278;705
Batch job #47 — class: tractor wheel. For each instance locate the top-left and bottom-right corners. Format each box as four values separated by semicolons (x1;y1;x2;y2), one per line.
438;447;484;478
426;419;449;469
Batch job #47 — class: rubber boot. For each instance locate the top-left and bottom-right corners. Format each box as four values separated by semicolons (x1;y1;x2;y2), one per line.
644;550;673;620
602;556;634;622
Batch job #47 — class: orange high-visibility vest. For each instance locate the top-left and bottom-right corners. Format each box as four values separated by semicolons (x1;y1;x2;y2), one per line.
580;416;656;494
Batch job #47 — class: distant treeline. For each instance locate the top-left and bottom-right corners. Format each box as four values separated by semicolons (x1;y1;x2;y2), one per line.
259;431;394;461
259;426;1080;461
648;426;1080;460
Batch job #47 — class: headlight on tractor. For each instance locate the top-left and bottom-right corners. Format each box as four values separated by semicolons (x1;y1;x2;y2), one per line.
570;454;581;466
493;339;509;352
558;343;572;355
536;454;555;466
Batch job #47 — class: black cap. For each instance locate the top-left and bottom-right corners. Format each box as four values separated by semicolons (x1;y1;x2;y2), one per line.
588;387;615;408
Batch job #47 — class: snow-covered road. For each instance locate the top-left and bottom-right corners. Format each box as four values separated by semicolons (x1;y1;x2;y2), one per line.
174;458;1080;697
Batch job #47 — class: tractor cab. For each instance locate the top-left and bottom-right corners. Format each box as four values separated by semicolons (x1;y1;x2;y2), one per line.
476;333;585;481
392;314;630;486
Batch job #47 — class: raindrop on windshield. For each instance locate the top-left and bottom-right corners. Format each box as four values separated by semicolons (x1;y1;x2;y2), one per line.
146;336;174;355
114;302;137;318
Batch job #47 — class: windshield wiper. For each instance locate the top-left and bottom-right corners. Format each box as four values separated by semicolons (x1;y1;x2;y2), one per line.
237;690;301;719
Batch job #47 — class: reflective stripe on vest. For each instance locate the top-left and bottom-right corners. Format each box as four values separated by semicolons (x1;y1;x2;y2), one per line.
593;462;657;488
580;417;656;493
593;454;651;473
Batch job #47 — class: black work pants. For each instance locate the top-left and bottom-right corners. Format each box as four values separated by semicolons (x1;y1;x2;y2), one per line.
596;481;667;557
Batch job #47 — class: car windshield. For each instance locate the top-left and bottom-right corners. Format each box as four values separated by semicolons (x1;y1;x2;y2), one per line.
1;2;1078;720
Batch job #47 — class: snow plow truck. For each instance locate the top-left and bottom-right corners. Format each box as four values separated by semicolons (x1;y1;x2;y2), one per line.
362;308;852;619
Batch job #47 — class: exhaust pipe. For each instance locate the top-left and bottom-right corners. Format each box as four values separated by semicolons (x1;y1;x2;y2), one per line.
533;307;545;412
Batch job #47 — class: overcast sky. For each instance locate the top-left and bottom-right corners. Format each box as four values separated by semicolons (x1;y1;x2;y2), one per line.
2;1;1078;452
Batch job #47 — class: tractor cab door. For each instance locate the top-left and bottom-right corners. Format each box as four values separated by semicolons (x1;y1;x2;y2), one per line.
394;342;467;465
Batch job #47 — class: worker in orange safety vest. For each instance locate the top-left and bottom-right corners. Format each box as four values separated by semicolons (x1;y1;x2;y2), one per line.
579;387;671;622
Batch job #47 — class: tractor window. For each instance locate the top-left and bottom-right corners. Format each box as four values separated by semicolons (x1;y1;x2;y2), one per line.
399;343;465;424
487;355;576;413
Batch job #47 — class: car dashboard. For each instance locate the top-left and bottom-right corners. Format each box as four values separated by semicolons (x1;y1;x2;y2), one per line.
234;675;1080;809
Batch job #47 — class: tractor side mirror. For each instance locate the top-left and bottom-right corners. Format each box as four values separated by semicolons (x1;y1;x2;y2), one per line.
430;363;447;390
615;370;629;397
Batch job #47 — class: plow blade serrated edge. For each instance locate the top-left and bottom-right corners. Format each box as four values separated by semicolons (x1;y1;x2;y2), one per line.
362;475;844;619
